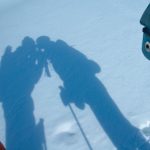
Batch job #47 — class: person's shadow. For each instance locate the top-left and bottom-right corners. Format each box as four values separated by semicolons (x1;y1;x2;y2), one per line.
36;36;150;150
0;37;47;150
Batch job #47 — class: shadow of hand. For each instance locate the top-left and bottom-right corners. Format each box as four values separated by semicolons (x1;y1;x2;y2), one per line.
59;85;85;109
0;37;45;99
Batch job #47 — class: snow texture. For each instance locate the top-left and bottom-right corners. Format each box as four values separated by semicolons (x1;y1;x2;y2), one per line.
0;0;150;150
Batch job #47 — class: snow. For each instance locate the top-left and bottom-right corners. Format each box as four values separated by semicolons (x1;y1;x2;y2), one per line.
0;0;150;150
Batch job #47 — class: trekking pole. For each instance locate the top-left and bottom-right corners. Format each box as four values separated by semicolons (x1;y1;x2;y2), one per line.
68;104;93;150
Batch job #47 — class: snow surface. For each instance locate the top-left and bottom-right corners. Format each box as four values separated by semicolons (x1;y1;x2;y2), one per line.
0;0;150;150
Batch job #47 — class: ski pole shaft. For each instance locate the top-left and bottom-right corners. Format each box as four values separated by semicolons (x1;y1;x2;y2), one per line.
68;104;93;150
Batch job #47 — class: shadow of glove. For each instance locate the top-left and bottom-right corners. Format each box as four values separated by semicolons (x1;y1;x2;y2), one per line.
59;86;71;106
59;86;85;109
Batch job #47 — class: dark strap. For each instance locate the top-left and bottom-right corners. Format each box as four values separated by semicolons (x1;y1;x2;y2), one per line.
143;27;150;36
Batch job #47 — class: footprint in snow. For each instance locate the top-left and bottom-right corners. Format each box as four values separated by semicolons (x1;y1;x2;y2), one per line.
52;122;78;145
140;121;150;139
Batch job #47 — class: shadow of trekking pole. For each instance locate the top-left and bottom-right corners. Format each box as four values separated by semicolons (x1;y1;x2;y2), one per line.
68;104;93;150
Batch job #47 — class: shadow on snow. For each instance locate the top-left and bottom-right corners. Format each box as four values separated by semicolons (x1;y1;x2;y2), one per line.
0;36;149;150
36;36;150;150
0;37;47;150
